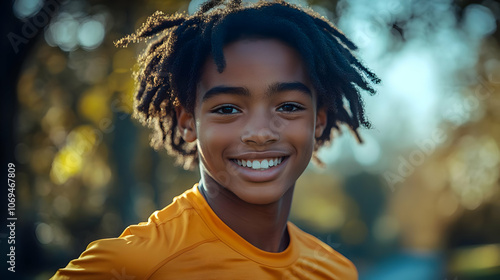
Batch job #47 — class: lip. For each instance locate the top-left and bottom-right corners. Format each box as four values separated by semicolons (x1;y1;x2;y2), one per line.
228;155;289;183
229;151;289;160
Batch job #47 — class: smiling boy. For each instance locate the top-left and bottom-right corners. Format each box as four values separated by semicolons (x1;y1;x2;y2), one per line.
52;0;379;279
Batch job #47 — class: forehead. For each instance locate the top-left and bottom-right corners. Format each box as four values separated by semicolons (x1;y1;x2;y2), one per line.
198;39;311;90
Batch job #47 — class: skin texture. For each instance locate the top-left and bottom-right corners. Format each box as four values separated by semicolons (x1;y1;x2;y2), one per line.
176;39;327;252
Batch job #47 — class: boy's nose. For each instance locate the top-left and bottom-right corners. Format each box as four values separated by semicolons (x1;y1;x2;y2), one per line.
241;114;280;146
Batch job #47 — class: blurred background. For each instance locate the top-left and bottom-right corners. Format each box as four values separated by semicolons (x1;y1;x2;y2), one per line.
1;0;499;279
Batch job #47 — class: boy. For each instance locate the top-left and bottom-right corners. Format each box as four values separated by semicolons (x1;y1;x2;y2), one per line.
51;0;379;279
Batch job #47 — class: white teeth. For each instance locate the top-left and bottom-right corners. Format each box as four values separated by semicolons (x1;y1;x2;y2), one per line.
252;160;260;169
234;157;284;170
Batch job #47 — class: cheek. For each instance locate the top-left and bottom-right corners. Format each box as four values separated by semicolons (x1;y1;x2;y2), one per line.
286;118;316;155
197;121;237;158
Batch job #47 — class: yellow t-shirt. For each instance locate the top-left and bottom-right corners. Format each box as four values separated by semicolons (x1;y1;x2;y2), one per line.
51;185;357;279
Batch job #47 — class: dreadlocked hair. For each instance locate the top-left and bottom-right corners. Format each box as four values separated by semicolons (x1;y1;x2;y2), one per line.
115;0;380;169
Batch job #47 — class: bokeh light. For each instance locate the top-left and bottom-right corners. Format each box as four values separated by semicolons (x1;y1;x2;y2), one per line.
77;19;105;50
13;0;43;19
44;4;109;52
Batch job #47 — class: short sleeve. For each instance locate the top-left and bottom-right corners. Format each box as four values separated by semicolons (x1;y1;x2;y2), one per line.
50;235;148;280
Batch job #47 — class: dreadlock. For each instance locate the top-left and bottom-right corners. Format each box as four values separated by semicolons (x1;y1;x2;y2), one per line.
115;0;380;169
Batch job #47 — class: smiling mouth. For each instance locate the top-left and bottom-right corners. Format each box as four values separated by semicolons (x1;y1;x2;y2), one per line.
231;157;285;170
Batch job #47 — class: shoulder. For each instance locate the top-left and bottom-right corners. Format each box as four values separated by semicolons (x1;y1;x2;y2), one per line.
288;222;358;279
52;187;214;280
50;230;162;280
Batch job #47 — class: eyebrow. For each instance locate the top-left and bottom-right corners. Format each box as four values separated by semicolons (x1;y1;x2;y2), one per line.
267;82;312;98
201;82;312;102
202;86;249;102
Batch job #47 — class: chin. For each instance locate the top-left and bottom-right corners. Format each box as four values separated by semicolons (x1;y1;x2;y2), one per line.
234;184;291;205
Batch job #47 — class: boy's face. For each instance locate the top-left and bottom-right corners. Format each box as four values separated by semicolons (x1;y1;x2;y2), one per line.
178;39;326;204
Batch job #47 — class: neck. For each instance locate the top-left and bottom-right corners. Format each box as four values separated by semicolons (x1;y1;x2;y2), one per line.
199;175;293;253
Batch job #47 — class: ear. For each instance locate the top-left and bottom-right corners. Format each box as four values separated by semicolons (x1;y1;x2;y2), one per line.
175;105;197;142
315;107;327;138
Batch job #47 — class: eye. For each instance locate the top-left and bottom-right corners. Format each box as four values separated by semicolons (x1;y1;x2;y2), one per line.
213;105;240;115
277;103;304;112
